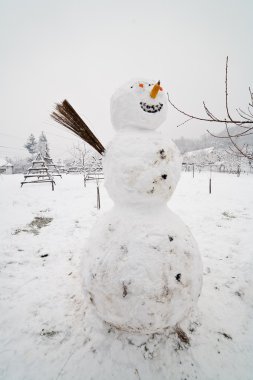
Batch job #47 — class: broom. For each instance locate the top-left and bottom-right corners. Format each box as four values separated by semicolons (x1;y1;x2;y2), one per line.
51;100;105;155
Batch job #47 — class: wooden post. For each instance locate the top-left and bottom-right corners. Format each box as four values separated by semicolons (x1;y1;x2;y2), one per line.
209;165;212;194
192;163;195;178
97;185;100;209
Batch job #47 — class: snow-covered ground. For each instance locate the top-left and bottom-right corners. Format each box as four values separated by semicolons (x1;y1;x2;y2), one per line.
0;172;253;380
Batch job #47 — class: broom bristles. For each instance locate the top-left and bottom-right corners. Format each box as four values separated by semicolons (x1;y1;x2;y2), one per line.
51;100;105;155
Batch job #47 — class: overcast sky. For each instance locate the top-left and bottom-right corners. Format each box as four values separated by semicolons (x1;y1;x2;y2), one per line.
0;0;252;159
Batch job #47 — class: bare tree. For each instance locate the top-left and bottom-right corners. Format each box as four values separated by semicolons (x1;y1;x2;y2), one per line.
69;142;88;168
69;143;102;173
168;57;253;160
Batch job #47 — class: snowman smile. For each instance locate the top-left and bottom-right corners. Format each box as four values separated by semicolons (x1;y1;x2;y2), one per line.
140;102;163;113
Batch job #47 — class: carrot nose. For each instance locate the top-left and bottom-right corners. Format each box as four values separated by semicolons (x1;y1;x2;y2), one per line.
150;80;161;99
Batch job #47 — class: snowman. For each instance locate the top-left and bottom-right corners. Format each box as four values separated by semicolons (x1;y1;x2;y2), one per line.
81;79;203;334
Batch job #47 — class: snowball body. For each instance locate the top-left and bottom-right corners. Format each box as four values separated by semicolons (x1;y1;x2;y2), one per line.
84;207;202;333
83;79;202;333
104;129;181;205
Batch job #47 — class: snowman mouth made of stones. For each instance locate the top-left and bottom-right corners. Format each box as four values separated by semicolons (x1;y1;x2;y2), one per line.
138;80;164;113
140;101;163;113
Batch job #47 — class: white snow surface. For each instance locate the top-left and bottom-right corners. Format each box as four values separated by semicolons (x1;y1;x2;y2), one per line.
0;173;253;379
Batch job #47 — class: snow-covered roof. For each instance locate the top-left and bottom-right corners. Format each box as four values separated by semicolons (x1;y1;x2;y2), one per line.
0;159;13;167
184;147;215;157
0;159;7;167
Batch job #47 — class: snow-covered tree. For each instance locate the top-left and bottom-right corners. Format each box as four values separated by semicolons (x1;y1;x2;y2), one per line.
24;134;37;155
37;132;49;156
67;143;103;175
70;142;88;167
8;156;30;174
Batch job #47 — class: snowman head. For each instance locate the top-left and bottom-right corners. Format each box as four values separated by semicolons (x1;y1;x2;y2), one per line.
110;79;168;131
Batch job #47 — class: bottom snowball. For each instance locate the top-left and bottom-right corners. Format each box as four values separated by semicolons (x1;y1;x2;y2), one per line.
83;206;202;333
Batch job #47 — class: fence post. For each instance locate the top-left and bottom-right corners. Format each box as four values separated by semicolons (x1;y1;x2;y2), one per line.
95;174;101;210
97;185;100;209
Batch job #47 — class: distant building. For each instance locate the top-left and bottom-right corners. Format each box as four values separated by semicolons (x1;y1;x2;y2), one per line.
182;147;251;173
0;159;13;174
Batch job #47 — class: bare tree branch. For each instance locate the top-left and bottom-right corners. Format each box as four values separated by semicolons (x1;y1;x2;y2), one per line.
207;128;253;139
176;117;194;128
237;108;253;121
168;95;252;125
249;87;253;106
225;123;253;160
169;57;253;159
225;56;236;123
